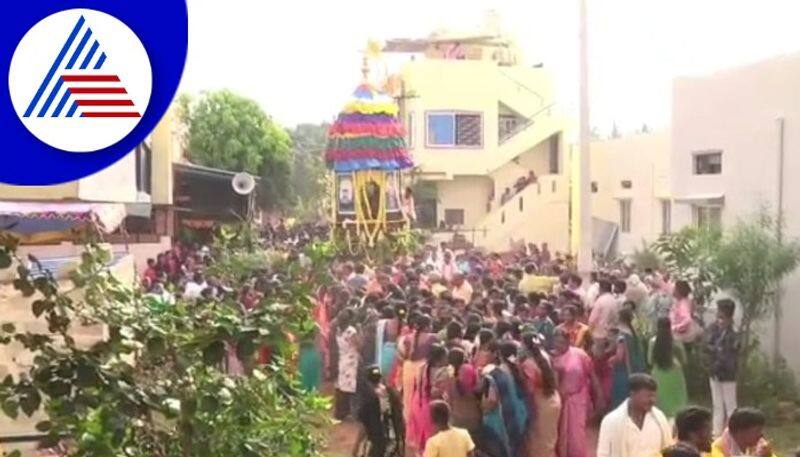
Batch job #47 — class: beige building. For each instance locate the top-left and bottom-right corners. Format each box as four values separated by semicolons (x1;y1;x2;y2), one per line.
385;18;571;252
590;132;671;256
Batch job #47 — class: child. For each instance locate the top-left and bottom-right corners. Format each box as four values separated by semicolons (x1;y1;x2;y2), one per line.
424;401;476;457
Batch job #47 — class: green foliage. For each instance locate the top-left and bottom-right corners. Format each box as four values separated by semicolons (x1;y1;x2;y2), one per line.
653;226;722;307
290;124;331;221
0;233;329;456
713;212;800;357
739;350;799;419
178;90;294;211
629;240;662;271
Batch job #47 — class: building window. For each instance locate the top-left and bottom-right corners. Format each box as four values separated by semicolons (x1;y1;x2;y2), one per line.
499;114;521;140
427;112;482;147
444;209;465;226
661;200;671;234
694;205;722;229
621;180;632;189
694;150;722;175
551;180;557;193
619;200;632;233
405;112;414;148
591;181;598;193
135;142;152;195
518;197;523;212
549;134;560;173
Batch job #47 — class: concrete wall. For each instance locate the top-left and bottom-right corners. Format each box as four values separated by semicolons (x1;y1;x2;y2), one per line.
78;152;138;202
18;236;171;277
490;139;552;204
475;174;570;252
151;108;181;205
671;52;800;371
590;132;671;254
402;58;561;178
435;176;493;229
0;252;134;445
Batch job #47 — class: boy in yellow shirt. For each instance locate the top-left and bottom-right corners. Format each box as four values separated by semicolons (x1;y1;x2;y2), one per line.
424;400;475;457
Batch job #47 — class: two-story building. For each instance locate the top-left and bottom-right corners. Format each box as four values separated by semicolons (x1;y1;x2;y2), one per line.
384;21;572;252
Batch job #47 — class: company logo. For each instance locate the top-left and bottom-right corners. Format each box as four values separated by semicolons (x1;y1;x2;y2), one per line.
8;9;152;153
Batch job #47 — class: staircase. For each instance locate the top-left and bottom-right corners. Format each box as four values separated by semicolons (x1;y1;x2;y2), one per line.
473;174;571;253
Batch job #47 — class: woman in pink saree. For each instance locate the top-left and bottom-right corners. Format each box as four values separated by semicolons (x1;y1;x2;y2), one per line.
551;330;604;457
408;344;450;453
396;314;438;433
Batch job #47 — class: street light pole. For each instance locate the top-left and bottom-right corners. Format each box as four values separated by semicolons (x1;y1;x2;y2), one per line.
577;0;593;273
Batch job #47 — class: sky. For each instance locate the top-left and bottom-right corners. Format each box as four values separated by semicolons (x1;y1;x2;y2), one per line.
179;0;800;133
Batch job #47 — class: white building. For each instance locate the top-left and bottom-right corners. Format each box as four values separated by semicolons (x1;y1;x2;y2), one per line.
590;132;671;256
595;52;800;370
670;52;800;370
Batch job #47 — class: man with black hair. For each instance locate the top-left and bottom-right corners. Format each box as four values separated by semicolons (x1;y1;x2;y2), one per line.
661;406;713;457
705;298;740;436
597;374;672;457
423;400;475;457
710;407;774;457
354;365;404;457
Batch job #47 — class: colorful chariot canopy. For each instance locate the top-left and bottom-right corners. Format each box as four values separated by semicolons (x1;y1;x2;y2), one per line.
325;83;413;172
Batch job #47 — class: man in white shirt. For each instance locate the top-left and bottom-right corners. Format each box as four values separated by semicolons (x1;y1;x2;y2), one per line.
588;280;618;340
597;374;672;457
184;272;208;300
585;272;600;310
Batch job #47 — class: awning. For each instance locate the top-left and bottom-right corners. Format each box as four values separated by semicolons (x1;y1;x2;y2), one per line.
673;193;725;206
0;202;126;235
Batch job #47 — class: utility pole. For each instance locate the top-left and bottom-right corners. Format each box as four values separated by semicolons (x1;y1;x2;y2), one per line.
774;116;786;366
577;0;593;274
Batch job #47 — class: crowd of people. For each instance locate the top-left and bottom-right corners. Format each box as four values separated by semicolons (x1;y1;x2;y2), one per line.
124;222;783;457
300;239;780;457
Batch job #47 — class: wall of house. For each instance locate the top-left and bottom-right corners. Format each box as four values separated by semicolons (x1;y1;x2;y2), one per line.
435;176;493;229
0;181;78;200
402;59;558;178
489;139;551;201
475;174;570;252
151;109;181;205
18;236;172;277
77;152;139;202
671;52;800;372
590;132;671;254
0;252;134;444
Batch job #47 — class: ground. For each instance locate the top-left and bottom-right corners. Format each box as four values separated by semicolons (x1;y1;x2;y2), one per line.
323;413;800;456
323;419;599;457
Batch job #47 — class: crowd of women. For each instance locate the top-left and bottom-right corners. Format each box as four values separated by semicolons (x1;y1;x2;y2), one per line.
299;240;778;457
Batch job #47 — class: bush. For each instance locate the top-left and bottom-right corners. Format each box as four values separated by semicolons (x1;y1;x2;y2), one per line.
0;233;330;456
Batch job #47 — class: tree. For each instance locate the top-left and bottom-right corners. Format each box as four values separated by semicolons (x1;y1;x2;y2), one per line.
714;212;800;359
0;230;330;456
610;122;621;138
179;90;294;210
289;124;330;220
653;226;722;309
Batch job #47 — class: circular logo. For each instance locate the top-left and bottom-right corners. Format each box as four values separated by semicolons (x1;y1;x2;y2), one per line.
8;9;152;153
